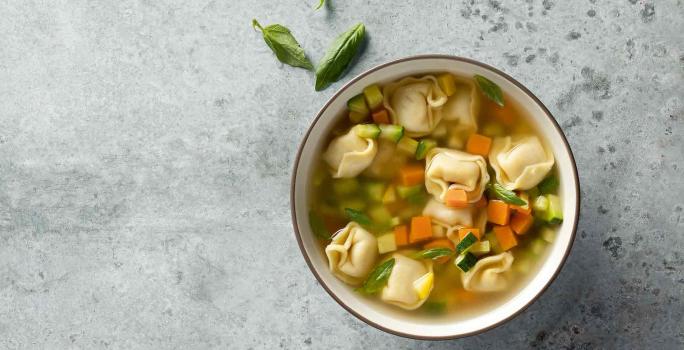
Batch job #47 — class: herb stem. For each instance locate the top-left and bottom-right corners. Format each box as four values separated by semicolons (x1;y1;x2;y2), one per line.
252;19;263;32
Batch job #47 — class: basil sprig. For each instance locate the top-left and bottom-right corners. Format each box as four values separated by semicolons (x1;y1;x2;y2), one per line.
487;183;527;206
315;23;365;91
474;74;504;107
343;208;372;226
314;0;325;10
357;258;395;294
252;19;314;70
412;247;454;260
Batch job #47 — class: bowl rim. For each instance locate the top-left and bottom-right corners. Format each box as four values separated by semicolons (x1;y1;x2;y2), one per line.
289;54;580;340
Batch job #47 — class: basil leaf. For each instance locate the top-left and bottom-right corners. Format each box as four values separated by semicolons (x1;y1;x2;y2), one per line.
252;19;313;70
315;23;365;91
314;0;325;10
538;176;559;194
412;248;454;260
474;74;504;107
343;208;372;226
487;183;527;206
309;211;330;240
357;258;395;294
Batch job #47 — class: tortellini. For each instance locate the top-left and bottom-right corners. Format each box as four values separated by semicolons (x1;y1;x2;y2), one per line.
461;252;514;292
437;77;481;149
422;199;487;244
489;135;555;190
383;76;448;137
323;127;378;178
363;140;408;179
425;148;490;203
325;222;378;285
380;254;434;310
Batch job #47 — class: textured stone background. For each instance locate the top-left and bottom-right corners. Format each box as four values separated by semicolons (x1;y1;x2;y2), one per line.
0;0;682;349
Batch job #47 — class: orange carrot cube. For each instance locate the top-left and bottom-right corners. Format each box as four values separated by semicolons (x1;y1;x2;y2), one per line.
409;216;433;243
398;164;425;186
487;200;510;225
445;188;468;208
466;134;492;157
394;225;409;246
372;109;390;124
493;225;518;251
457;228;481;241
510;212;534;235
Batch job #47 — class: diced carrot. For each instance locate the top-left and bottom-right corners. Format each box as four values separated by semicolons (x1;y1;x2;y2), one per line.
394;225;409;246
409;216;433;243
493;225;518;251
475;196;488;208
510;212;534;235
371;109;390;124
487;199;510;225
457;228;481;240
454;288;476;303
466;133;492;157
487;103;515;125
445;188;468;208
511;192;531;215
423;239;455;264
398;164;425;186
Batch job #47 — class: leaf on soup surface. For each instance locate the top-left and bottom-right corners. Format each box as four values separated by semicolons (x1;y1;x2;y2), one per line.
252;19;314;70
412;247;454;260
474;74;504;107
315;23;366;91
309;211;331;240
487;183;527;206
343;208;372;226
357;258;395;294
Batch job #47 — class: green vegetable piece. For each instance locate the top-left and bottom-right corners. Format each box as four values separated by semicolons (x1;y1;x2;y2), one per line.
468;240;491;256
363;84;384;111
368;205;392;225
422;301;447;314
396;184;423;199
309;211;331;240
358;258;395;294
455;252;478;272
526;186;540;200
543;194;563;224
487;183;527;206
415;139;437;160
456;232;478;253
412;247;454;260
405;190;428;206
540;227;556;243
379;125;404;143
397;137;419;154
538;176;559;194
347;94;370;118
344;208;372;226
533;195;549;213
481;121;505;137
353;124;381;139
338;198;365;212
377;232;397;254
485;232;504;254
332;178;359;195
363;181;386;202
474;74;504;107
315;23;365;91
314;0;325;10
252;19;313;70
389;216;401;227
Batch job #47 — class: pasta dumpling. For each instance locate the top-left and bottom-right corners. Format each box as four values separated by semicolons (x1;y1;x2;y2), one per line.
381;254;434;310
425;148;490;203
383;76;448;137
422;199;487;243
323;127;378;178
325;222;378;285
438;77;481;148
461;252;514;292
489;135;555;190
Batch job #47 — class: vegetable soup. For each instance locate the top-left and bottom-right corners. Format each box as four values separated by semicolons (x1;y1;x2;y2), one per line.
308;73;562;318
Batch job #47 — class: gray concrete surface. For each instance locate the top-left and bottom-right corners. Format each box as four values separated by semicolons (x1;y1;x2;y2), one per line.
0;0;682;349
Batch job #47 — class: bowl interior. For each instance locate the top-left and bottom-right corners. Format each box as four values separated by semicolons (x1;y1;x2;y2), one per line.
291;56;579;339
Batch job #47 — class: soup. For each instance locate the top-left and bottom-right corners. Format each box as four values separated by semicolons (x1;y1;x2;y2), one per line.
308;73;562;318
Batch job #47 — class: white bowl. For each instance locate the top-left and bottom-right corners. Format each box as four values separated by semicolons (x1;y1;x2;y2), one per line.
290;55;580;339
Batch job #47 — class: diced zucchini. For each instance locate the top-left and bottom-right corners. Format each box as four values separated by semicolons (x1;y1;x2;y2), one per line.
405;190;428;206
532;195;549;212
390;216;401;227
437;73;456;96
379;124;404;143
353;124;381;139
530;238;546;256
338;198;366;212
396;184;423;199
347;93;370;117
456;232;478;253
382;185;396;204
377;232;397;254
455;252;478;272
540;226;556;243
363;181;386;202
538;175;559;195
526;187;540;200
332;178;359;195
363;84;384;111
368;205;392;225
397;137;419;154
349;110;367;124
468;241;491;256
485;232;504;254
543;194;563;224
415;139;437;160
481;121;506;137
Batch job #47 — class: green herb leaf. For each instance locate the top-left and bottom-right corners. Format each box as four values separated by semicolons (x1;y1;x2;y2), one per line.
474;74;504;107
315;23;365;91
538;176;559;194
412;248;454;260
487;183;527;206
309;211;330;240
344;208;372;226
314;0;325;10
357;258;395;294
252;19;313;70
